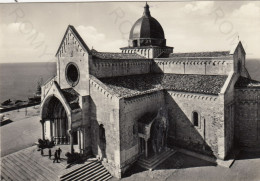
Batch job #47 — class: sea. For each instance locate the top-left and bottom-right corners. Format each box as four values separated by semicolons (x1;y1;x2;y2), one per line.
0;62;56;103
0;59;260;103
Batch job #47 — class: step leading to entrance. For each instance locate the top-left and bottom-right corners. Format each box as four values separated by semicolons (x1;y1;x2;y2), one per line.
59;159;112;181
137;147;177;170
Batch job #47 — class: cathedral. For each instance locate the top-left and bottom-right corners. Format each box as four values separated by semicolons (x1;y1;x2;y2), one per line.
40;3;260;178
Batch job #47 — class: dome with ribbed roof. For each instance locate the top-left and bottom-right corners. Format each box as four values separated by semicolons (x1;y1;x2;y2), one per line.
129;3;166;47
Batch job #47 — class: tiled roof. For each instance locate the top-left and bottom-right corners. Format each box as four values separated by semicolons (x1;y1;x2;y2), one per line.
169;51;231;58
92;52;146;60
99;73;227;97
99;74;163;98
162;74;227;94
235;76;260;88
61;88;80;110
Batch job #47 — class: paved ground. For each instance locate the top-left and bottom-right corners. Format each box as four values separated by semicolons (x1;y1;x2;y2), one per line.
2;145;260;181
1;107;260;180
0;106;41;157
0;145;112;181
121;151;260;181
1;145;76;181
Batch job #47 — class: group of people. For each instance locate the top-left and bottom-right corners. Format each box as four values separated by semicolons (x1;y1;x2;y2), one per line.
40;147;62;163
51;147;62;163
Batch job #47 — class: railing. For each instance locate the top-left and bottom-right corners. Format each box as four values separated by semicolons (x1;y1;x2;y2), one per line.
41;75;58;99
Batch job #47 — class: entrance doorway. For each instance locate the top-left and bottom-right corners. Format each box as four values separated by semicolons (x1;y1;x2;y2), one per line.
42;96;69;144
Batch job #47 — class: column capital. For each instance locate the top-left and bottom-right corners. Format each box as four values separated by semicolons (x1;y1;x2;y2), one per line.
67;129;73;135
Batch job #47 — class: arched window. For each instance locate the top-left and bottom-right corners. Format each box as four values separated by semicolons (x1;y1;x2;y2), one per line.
99;124;106;142
193;112;199;127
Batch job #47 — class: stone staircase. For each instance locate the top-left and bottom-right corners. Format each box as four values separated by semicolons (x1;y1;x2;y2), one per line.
1;148;59;181
59;159;112;181
0;146;112;181
137;148;176;170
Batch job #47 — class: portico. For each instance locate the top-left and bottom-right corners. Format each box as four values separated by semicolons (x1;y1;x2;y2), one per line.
40;81;84;154
138;108;168;158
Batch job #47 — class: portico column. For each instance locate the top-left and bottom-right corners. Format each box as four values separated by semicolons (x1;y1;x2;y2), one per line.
60;118;63;143
50;120;53;141
52;119;55;142
81;129;84;153
68;129;74;154
54;119;58;144
78;130;81;153
56;119;60;144
145;138;148;158
40;120;45;140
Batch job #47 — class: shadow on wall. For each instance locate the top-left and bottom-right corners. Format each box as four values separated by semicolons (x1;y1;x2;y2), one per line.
99;124;107;159
166;92;217;159
122;92;218;178
89;97;107;160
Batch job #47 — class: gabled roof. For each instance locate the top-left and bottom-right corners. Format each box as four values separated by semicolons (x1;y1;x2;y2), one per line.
55;25;91;56
169;51;231;58
235;76;260;89
92;51;146;60
99;73;227;98
230;41;246;55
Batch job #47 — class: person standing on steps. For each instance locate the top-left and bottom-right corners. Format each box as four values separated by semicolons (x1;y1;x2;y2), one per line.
53;150;58;163
57;147;62;161
48;148;52;159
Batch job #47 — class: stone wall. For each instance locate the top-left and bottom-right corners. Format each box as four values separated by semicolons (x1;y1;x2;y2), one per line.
222;73;239;156
153;58;233;75
166;91;226;159
56;29;90;96
119;91;165;172
90;58;153;78
121;46;173;58
235;89;260;147
224;103;235;154
89;77;121;178
80;95;92;154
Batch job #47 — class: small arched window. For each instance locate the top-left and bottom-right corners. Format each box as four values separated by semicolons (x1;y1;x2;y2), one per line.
193;112;199;127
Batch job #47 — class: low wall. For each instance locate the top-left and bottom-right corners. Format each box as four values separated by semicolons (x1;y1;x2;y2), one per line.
0;102;40;113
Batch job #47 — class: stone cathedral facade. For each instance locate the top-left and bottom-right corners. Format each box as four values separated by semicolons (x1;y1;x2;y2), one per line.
40;3;260;178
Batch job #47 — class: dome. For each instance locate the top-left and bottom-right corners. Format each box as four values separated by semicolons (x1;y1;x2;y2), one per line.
129;3;166;47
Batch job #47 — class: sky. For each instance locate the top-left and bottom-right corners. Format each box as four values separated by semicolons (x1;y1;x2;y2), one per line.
0;1;260;63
